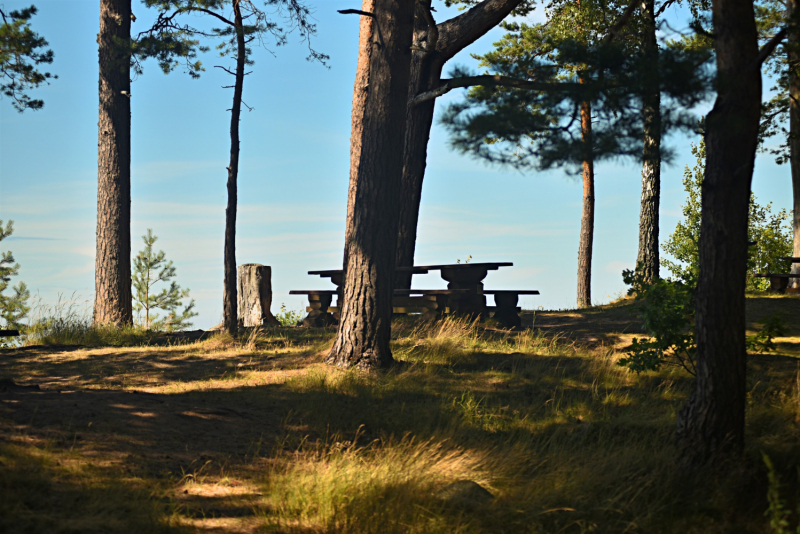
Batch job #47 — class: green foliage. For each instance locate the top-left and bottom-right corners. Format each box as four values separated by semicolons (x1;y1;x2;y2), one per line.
0;5;56;112
661;142;704;283
136;0;328;79
440;0;711;171
761;452;800;534
0;220;30;345
132;229;197;332
275;303;302;326
620;263;788;375
662;140;793;290
747;314;788;354
619;267;696;375
756;0;796;163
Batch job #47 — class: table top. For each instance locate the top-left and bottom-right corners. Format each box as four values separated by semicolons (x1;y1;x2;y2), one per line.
412;262;513;271
309;266;430;277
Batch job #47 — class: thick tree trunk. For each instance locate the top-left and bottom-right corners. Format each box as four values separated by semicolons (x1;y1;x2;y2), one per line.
394;0;524;289
223;1;246;337
95;0;133;326
395;2;440;289
636;0;661;283
327;0;416;370
675;0;761;464
789;0;800;289
577;95;594;308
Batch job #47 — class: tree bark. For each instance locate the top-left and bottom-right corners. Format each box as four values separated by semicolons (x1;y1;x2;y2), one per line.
237;264;279;327
394;0;524;289
327;0;416;370
95;0;133;326
577;90;594;308
222;1;246;337
636;0;661;283
675;0;761;464
789;0;800;290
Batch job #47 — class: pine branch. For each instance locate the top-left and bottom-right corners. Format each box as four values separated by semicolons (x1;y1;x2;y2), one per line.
409;75;582;106
757;26;788;66
603;0;639;45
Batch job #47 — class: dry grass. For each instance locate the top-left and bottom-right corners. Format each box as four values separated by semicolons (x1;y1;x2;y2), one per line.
1;296;799;533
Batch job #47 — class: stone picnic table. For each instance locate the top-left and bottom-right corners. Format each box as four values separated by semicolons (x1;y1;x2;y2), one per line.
291;262;539;328
754;256;800;293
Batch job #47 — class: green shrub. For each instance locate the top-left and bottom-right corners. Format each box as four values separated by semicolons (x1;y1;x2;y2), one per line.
662;140;792;289
619;268;696;374
275;303;303;326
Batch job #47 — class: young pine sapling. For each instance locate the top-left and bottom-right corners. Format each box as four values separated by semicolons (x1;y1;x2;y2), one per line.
0;220;30;342
132;229;197;331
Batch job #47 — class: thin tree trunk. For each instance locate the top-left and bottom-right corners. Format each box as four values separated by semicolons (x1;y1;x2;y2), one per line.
675;0;761;465
789;0;800;289
223;0;246;337
395;0;523;289
577;89;594;308
328;0;416;370
636;0;661;283
95;0;133;327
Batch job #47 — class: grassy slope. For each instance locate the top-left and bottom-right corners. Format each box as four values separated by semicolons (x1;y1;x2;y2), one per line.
0;296;798;533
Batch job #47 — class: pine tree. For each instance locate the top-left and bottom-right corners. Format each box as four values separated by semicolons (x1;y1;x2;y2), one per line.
0;221;30;342
440;0;710;308
0;5;56;112
131;229;197;332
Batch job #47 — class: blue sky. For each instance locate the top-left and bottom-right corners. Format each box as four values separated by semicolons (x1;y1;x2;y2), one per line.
0;0;794;329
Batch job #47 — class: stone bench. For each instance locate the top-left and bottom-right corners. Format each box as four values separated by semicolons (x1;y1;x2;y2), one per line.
754;273;800;293
483;290;540;328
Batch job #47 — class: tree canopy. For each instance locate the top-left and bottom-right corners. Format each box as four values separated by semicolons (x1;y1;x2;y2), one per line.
0;5;56;112
440;0;712;172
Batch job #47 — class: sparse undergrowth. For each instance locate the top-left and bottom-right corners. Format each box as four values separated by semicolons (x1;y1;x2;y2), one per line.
0;297;798;533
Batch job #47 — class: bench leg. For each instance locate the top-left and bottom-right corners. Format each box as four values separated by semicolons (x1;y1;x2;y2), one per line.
769;276;789;293
302;294;337;327
492;293;521;329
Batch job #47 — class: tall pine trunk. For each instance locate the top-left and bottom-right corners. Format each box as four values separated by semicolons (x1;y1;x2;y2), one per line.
95;0;133;326
577;91;594;308
394;0;523;289
395;1;441;289
222;0;246;337
675;0;761;464
636;0;661;283
789;0;800;289
327;0;416;370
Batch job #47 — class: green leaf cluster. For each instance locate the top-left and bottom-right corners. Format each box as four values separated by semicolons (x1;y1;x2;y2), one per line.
0;221;30;345
440;0;712;171
746;314;787;354
0;5;56;112
761;452;800;534
756;0;797;164
134;0;328;79
662;140;793;290
132;229;197;332
619;267;696;375
274;303;302;326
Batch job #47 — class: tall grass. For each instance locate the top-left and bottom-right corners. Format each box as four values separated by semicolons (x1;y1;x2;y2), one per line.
2;304;799;532
23;293;154;347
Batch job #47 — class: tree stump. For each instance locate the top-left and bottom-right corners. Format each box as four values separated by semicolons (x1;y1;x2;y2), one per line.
237;264;280;327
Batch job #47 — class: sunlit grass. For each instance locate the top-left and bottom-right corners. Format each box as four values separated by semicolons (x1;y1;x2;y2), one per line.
1;295;799;532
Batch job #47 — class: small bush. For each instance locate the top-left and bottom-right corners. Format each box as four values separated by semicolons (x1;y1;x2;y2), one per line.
275;303;303;326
